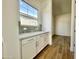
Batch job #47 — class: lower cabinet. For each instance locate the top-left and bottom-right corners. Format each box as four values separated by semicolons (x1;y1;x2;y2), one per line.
22;38;36;59
21;33;49;59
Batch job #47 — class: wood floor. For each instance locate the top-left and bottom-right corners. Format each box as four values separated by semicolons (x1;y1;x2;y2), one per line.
34;35;74;59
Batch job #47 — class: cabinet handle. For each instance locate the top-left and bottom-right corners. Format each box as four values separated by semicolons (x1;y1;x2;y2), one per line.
36;41;38;47
22;39;33;46
27;39;33;41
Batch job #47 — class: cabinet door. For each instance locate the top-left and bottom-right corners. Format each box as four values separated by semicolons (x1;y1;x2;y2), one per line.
36;34;48;54
43;33;49;47
22;38;36;59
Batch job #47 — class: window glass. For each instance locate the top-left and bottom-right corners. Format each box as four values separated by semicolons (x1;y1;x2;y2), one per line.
27;5;34;17
33;9;38;18
20;0;38;18
20;1;28;14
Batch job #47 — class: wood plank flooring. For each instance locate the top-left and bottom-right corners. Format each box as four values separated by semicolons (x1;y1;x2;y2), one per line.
34;35;74;59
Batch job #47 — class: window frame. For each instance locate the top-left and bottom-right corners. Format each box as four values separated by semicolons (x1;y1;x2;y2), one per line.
19;0;42;34
20;12;38;20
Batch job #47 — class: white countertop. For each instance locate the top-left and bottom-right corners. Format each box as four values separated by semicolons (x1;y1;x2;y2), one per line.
19;31;49;40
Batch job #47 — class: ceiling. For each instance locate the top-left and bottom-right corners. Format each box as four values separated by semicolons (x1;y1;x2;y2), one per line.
24;0;41;9
52;0;71;16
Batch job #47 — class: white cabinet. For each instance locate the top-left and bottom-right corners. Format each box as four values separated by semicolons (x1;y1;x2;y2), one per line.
21;32;49;59
22;37;36;59
36;34;48;54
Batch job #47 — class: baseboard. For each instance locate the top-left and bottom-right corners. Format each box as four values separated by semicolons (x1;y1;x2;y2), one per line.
52;34;56;37
53;34;71;37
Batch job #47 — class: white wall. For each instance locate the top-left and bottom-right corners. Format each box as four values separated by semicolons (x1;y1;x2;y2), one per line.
41;0;53;33
2;0;20;59
55;13;71;36
41;0;53;45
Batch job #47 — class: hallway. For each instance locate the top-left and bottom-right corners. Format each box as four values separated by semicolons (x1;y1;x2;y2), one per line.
34;35;74;59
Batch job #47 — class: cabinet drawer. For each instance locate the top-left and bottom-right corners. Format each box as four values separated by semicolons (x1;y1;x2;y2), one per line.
36;35;42;41
22;37;35;45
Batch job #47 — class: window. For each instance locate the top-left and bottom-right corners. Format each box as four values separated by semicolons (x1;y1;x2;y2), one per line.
20;0;38;18
19;0;42;34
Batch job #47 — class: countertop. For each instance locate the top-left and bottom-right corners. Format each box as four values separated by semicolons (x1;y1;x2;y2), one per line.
19;31;49;40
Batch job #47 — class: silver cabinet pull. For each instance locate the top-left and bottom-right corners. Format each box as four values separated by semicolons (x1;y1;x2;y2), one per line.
27;39;33;41
36;41;38;47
